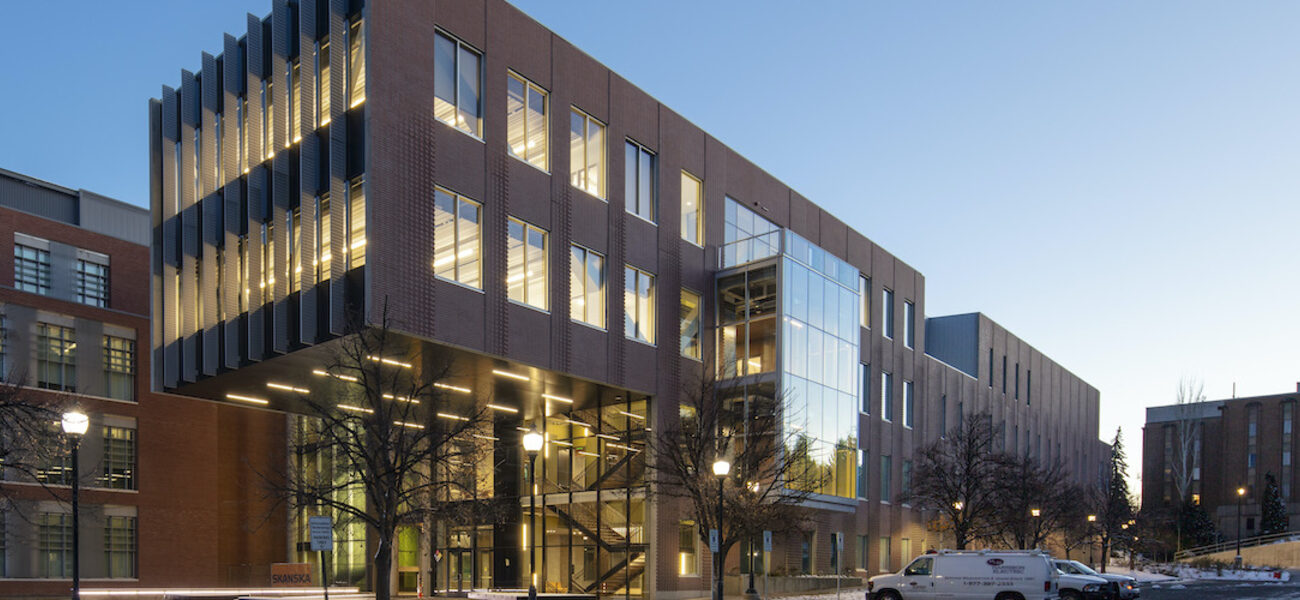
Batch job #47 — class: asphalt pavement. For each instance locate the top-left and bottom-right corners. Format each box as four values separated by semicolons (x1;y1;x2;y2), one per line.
1142;580;1300;599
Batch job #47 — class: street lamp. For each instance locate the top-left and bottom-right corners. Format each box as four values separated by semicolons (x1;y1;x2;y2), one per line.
712;459;730;600
61;411;88;600
1087;515;1097;567
1029;508;1041;550
1236;486;1247;568
522;429;544;600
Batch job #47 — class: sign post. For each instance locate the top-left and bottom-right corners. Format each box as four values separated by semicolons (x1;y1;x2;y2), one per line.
762;531;772;600
309;516;334;600
834;532;844;600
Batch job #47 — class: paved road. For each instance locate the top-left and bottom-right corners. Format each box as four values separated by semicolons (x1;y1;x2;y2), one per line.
1142;580;1300;599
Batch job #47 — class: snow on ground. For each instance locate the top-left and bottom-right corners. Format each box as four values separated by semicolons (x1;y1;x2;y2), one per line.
1115;562;1292;584
1104;565;1178;582
762;588;867;600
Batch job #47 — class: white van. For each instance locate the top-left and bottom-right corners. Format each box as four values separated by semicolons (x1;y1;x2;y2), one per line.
868;550;1059;600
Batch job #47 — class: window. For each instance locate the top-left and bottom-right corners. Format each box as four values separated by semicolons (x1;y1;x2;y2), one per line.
104;336;135;402
507;72;548;170
348;177;366;269
570;245;605;329
939;394;947;436
901;460;912;499
261;79;273;160
988;348;994;388
289;207;301;292
507;218;548;310
882;288;894;339
625;140;657;223
348;18;366;108
290;59;301;144
37;324;76;392
859;276;871;328
433;29;481;135
878;537;891;573
681;171;703;245
15;240;51;295
860;363;871;413
569;108;606;199
433;188;481;288
38;513;72;578
680;289;701;359
830;532;843;572
678;521;698;576
624;266;655;344
317;39;331;126
1248;404;1259;487
880;454;892;502
881;371;893;421
1285;403;1294;500
316;194;331;281
857;449;868;499
1002;355;1008;394
0;314;7;379
105;516;137;578
74;253;111;307
101;425;136;489
903;380;914;428
857;535;869;570
1027;369;1032;405
903;300;914;348
238;97;247;173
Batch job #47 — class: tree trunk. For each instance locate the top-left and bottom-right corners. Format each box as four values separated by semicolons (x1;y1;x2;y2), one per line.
1099;538;1109;573
374;534;394;600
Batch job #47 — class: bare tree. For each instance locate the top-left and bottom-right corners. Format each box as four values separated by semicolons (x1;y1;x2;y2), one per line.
990;455;1082;550
909;412;1003;549
647;376;825;593
0;378;71;505
266;307;493;600
1169;378;1205;506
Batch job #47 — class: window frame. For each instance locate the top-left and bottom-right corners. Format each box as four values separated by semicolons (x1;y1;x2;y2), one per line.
506;70;550;172
680;170;704;246
103;335;136;402
624;265;656;345
75;254;110;308
433;28;483;138
37;323;76;392
569;107;607;200
101;425;137;490
903;379;914;429
902;299;915;349
882;288;895;339
433;186;483;290
15;241;52;295
624;139;658;224
506;217;549;311
569;244;606;330
881;370;893;422
680;288;702;360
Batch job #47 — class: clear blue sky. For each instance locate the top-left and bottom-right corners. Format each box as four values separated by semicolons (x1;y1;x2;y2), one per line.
3;1;1299;488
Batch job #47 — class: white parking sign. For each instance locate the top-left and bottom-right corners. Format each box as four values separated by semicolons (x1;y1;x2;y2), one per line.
309;516;333;552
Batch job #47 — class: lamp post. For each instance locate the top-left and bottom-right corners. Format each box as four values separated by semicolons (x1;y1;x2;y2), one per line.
712;459;730;600
1087;515;1097;568
522;429;544;600
1236;486;1247;568
60;411;88;600
1029;508;1041;550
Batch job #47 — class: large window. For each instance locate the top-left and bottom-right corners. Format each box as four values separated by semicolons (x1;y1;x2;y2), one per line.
37;324;76;392
104;336;135;402
105;516;137;578
348;178;366;269
101;425;136;490
316;194;331;281
860;363;871;414
348;18;366;108
290;59;301;145
433;188;482;288
624;266;655;344
857;449;868;499
507;218;548;310
15;241;51;295
882;288;895;339
317;38;331;126
38;513;72;578
678;521;698;576
880;455;892;503
878;537;891;573
569;108;606;199
880;370;893;422
680;289;701;359
681;171;703;245
570;245;605;329
903;300;915;348
77;252;110;307
721;197;780;267
507;72;548;170
859;275;871;328
625;140;656;223
903;380;914;428
433;29;481;136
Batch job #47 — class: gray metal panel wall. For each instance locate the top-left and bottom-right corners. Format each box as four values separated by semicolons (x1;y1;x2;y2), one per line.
200;53;221;377
327;0;348;336
160;86;180;389
0;176;78;224
149;99;164;392
924;313;979;378
245;14;267;362
270;0;291;355
77;193;150;245
221;34;244;370
179;70;200;383
298;0;319;346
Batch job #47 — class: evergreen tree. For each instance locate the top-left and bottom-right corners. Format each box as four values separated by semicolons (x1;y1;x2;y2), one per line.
1178;500;1218;548
1096;427;1135;572
1261;472;1289;535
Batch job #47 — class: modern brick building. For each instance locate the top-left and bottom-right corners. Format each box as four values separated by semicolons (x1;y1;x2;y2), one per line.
1143;388;1300;541
149;1;1107;597
0;168;286;593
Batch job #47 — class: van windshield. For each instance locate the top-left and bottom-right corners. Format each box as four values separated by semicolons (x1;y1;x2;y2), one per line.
1068;561;1101;576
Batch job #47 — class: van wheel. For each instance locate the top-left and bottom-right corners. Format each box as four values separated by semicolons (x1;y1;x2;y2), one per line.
994;593;1025;600
1060;591;1083;600
877;591;901;600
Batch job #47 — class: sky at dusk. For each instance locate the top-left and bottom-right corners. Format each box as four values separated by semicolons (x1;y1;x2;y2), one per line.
3;1;1299;491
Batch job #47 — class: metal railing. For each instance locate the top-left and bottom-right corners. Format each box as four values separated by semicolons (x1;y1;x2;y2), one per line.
1175;530;1300;560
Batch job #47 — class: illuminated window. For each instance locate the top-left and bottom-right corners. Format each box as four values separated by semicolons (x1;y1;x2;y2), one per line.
624;266;655;344
507;72;548;170
569;108;606;199
237;234;248;312
37;513;72;578
288;207;301;292
15;239;51;295
507;218;548;310
37;324;76;392
101;425;136;490
348;18;366;108
348;178;366;269
317;38;332;126
104;336;135;402
78;256;111;307
570;245;605;329
261;79;272;160
214;116;223;184
105;515;137;578
238;98;247;173
680;171;703;245
678;521;698;576
680;289;701;360
625;140;656;223
433;188;481;288
433;29;481;135
316;194;331;281
290;59;301;144
261;221;274;300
